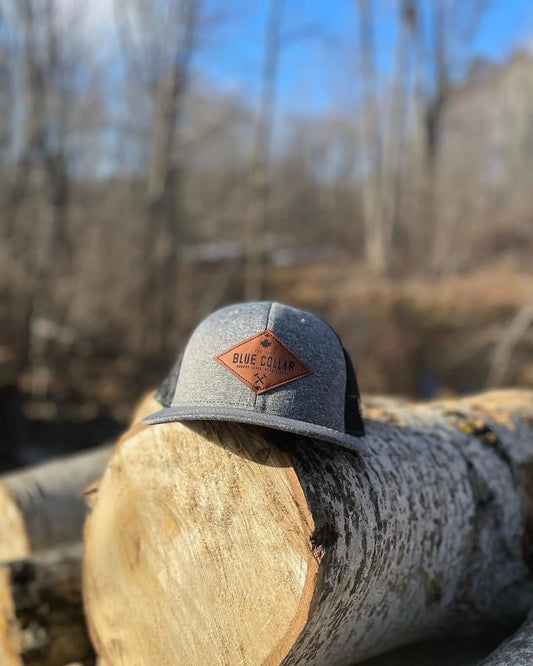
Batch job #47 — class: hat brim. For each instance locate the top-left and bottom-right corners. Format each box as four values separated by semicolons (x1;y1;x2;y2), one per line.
142;405;364;452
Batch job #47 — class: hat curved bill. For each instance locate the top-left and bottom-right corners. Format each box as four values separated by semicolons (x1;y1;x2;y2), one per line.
142;406;364;452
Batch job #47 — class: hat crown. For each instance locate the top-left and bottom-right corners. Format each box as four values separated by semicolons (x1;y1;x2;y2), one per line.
168;302;347;432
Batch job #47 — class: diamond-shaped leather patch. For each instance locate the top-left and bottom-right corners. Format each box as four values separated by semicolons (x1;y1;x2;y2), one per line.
215;330;312;394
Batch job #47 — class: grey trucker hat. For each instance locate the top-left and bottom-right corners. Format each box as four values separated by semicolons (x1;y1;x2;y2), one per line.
143;302;365;450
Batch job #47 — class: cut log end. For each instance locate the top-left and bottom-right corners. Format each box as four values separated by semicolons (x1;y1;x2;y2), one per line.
0;484;30;562
0;566;22;666
83;421;318;666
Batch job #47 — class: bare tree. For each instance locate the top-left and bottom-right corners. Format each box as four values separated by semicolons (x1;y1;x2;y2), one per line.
408;0;490;271
244;0;285;302
7;0;77;386
114;0;203;352
353;0;417;275
487;302;533;388
0;1;13;184
355;0;385;274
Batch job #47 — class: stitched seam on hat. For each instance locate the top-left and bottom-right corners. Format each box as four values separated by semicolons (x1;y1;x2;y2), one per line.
157;402;330;423
152;408;341;435
254;302;274;409
165;399;260;407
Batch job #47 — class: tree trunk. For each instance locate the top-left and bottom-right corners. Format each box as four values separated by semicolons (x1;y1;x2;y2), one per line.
140;0;200;353
0;544;93;666
356;0;388;276
83;390;533;665
244;0;284;302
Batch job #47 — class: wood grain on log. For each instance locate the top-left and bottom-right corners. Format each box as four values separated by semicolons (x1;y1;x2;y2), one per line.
83;390;533;666
0;483;30;562
0;544;94;666
0;565;22;666
0;389;158;664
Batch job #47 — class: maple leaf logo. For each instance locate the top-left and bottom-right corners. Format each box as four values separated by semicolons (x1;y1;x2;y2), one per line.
260;338;271;348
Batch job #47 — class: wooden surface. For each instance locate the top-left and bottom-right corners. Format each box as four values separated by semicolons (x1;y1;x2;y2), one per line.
0;387;159;666
0;484;30;562
0;564;22;666
84;421;317;666
83;390;533;665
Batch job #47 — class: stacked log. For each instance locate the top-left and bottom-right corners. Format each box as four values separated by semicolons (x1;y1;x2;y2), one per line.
0;447;112;558
0;545;91;666
0;390;159;666
0;447;114;666
3;388;533;664
83;390;533;665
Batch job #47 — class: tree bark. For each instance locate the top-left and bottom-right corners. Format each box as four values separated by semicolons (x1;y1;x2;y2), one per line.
83;390;533;665
0;544;93;666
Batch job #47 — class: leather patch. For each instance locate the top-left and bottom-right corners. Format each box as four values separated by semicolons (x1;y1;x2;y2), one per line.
215;330;312;394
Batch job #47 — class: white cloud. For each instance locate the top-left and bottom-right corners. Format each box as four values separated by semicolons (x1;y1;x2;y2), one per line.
54;0;117;58
57;0;114;30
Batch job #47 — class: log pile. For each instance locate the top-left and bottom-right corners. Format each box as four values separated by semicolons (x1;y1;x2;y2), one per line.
3;389;533;665
0;545;90;666
0;448;113;666
83;389;533;665
0;391;159;666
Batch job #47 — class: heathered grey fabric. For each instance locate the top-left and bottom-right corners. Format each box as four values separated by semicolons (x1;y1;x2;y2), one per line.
172;302;271;410
254;302;346;430
155;349;183;406
143;301;366;451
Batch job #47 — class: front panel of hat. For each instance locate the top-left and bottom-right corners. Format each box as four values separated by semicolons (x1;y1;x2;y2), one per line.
172;302;272;409
254;303;346;430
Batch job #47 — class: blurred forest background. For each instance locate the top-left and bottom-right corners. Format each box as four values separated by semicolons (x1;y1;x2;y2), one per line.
1;0;533;469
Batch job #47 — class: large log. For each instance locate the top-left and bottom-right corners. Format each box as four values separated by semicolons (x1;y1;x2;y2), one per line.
0;390;158;664
83;390;533;666
0;544;93;666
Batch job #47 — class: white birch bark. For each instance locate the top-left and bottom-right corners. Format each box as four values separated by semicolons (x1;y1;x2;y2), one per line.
283;390;533;664
83;390;533;666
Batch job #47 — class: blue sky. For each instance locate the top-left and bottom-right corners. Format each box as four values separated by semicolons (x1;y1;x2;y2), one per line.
75;0;533;119
194;0;533;116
